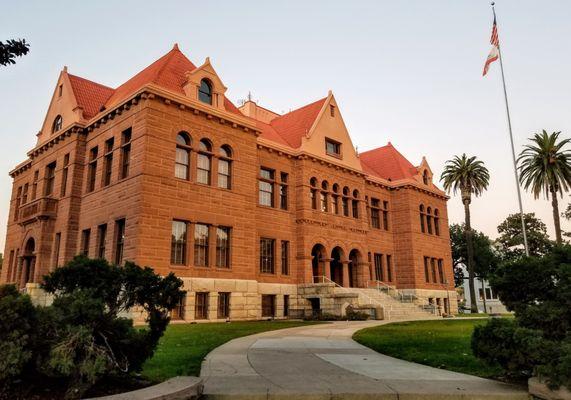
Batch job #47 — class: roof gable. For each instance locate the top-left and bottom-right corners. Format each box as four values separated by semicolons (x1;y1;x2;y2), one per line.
359;143;418;181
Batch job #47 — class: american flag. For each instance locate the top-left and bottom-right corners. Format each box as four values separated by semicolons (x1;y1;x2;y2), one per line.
483;16;500;76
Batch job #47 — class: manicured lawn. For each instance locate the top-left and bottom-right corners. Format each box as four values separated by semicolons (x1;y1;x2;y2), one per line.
353;319;503;379
142;320;318;381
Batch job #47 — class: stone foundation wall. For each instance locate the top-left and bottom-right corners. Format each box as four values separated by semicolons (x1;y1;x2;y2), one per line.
401;288;459;315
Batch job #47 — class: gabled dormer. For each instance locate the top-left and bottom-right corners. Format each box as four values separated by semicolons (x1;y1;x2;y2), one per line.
298;91;361;171
417;157;434;186
36;67;84;146
183;57;227;111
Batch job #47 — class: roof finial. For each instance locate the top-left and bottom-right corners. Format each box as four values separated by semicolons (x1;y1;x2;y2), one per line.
247;91;252;102
173;43;179;51
356;145;359;156
63;65;68;73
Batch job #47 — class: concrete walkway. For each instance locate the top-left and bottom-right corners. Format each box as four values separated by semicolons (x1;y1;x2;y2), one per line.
201;320;528;399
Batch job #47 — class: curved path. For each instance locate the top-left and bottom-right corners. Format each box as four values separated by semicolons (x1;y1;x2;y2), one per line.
201;320;528;399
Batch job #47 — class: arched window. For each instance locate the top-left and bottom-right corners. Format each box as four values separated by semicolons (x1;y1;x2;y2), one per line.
419;205;426;233
331;184;339;214
52;115;63;133
198;79;212;105
175;132;191;180
342;186;350;217
434;209;440;236
197;139;212;185
351;190;359;218
426;207;433;234
310;177;318;210
423;170;429;185
218;145;232;189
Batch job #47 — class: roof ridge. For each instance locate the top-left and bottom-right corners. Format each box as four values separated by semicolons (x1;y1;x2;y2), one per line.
275;96;327;119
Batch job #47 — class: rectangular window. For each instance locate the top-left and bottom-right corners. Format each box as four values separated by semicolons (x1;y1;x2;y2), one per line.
217;158;231;189
320;192;328;212
22;183;29;204
478;288;484;301
171;292;186;320
310;189;317;210
431;258;437;283
61;154;69;196
281;240;289;275
14;186;22;221
325;138;341;157
87;146;98;192
437;259;444;283
103;138;114;187
374;253;383;281
260;238;275;274
44;162;56;196
382;201;389;230
485;287;492;300
258;168;275;207
261;294;276;317
8;250;15;283
120;128;132;179
97;224;107;259
197;153;211;184
171;220;188;265
279;172;288;210
342;197;349;217
114;218;126;265
332;195;339;214
352;199;359;218
424;256;430;283
370;198;381;229
31;170;39;200
81;228;91;256
195;292;209;320
194;223;209;267
218;292;230;319
283;294;290;317
216;226;230;268
386;255;393;282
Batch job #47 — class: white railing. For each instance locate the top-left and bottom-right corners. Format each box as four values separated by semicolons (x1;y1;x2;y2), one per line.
366;280;417;303
313;276;390;320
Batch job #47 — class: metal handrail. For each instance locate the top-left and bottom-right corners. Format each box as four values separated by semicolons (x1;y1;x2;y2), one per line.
366;280;417;303
313;276;390;320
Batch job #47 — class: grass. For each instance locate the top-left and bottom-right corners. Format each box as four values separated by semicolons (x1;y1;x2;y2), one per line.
141;320;318;382
454;313;513;318
353;319;503;379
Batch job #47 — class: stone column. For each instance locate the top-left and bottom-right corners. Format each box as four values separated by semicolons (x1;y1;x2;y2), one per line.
321;258;333;281
341;260;350;288
357;262;372;288
209;292;219;320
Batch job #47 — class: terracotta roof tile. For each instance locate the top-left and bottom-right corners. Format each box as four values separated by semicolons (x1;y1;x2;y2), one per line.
268;97;326;148
66;45;243;120
359;143;418;181
67;74;114;119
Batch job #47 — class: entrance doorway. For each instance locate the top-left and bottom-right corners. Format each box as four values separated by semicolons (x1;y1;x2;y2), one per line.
311;244;326;282
348;249;361;288
22;238;36;287
330;247;344;286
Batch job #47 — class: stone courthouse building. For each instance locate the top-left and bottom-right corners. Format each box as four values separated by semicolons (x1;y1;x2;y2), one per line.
1;45;457;320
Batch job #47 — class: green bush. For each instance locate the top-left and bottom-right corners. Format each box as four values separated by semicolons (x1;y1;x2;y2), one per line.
0;285;37;383
0;256;184;399
472;246;571;388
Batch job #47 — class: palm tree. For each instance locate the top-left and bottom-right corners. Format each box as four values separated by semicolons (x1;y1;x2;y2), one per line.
441;154;490;313
518;130;571;244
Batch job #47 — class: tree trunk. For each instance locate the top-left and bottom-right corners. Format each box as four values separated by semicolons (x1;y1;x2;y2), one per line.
481;279;488;313
463;199;479;313
550;186;562;244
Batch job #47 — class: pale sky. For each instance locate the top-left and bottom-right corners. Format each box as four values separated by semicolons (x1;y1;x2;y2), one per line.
1;0;570;251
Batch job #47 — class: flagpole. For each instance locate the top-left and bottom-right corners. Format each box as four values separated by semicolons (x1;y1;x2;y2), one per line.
492;2;530;256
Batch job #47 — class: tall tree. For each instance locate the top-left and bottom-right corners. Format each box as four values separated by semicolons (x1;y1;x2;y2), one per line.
496;212;554;260
518;130;571;244
441;154;490;313
449;224;499;286
0;39;30;66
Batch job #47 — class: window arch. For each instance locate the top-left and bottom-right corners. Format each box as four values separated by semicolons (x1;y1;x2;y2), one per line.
52;115;63;133
321;180;329;191
419;204;426;233
197;139;212;185
423;170;429;185
218;145;232;189
434;209;440;236
426;207;433;234
175;132;191;180
332;183;339;193
198;79;213;105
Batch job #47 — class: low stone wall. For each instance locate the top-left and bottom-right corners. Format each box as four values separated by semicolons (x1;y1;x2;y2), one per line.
84;376;203;400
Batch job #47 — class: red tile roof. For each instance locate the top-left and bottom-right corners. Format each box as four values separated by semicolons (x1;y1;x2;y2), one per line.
359;143;418;181
67;45;242;120
267;97;326;148
67;74;114;119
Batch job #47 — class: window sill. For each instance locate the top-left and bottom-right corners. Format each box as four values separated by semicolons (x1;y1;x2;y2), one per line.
325;152;343;160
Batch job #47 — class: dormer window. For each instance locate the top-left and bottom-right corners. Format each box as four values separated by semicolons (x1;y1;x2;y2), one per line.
325;138;341;157
52;115;63;133
198;79;212;105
